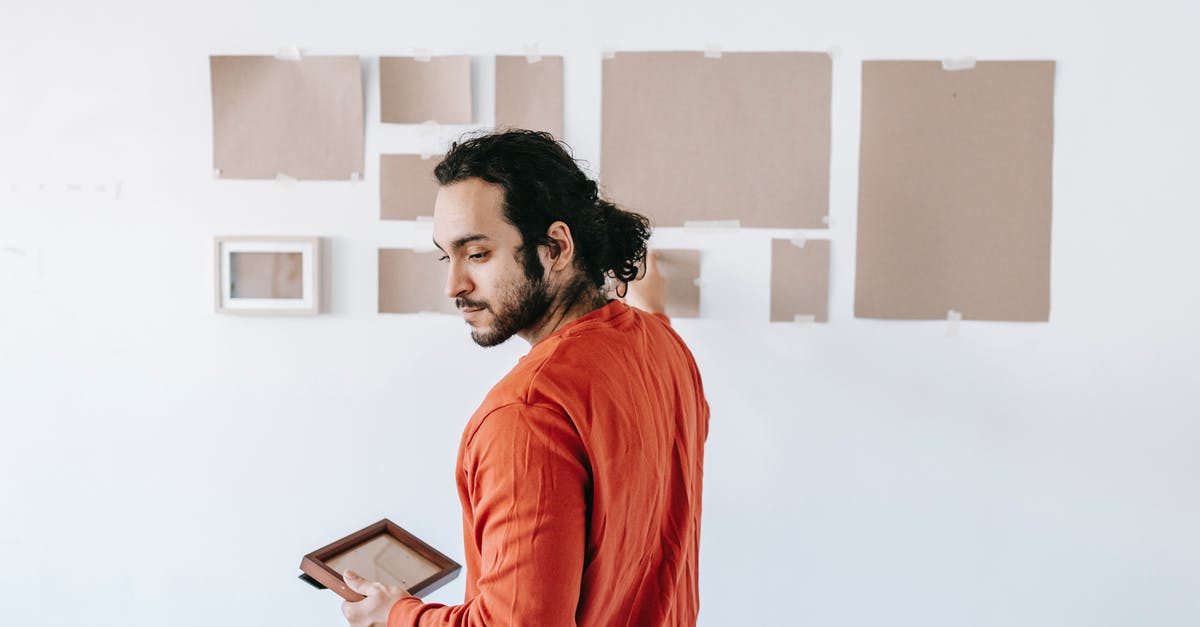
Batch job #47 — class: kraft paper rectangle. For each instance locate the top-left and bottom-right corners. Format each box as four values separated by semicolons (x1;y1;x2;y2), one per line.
379;249;456;314
380;155;442;220
495;55;564;138
771;239;830;323
655;249;701;319
210;55;364;180
380;56;472;124
854;60;1055;321
601;51;831;228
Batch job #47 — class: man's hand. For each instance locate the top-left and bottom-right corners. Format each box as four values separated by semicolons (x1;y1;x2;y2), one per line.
624;250;666;315
340;569;411;627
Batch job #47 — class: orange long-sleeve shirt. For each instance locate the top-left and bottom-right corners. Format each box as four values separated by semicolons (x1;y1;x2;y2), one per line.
389;300;708;627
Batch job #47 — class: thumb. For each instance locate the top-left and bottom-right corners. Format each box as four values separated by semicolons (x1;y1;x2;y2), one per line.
342;569;375;596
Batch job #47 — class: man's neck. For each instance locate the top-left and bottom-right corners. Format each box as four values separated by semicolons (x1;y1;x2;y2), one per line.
519;282;608;346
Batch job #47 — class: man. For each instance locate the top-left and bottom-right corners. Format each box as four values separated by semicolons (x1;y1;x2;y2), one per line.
341;130;709;627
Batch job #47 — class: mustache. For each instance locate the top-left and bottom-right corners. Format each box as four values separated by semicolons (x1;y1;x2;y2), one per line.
456;297;488;311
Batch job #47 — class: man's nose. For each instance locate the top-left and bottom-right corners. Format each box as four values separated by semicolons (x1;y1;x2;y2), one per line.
444;260;471;300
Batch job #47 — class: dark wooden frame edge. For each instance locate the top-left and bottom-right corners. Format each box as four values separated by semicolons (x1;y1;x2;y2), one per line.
299;519;462;601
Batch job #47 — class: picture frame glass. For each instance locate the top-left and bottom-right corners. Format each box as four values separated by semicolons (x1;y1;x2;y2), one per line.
230;251;304;299
324;533;443;590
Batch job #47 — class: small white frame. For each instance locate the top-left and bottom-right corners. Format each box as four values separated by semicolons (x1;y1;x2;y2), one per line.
214;236;321;315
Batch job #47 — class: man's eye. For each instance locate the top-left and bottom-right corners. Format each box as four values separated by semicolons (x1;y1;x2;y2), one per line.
437;255;449;263
468;252;489;261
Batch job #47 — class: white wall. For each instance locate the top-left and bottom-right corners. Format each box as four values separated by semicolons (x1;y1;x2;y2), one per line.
2;1;1198;625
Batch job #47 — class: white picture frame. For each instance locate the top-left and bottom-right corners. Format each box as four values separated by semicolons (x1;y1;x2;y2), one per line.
214;236;321;315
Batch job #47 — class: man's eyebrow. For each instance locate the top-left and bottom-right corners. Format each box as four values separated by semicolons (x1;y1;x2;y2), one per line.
434;233;490;253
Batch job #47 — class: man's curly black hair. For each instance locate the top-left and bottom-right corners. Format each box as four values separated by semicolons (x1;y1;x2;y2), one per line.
434;129;651;289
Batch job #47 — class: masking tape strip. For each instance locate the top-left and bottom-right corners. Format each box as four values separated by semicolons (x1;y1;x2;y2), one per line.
941;57;976;71
275;46;303;61
682;219;740;229
793;314;816;326
946;309;962;336
523;43;542;64
704;44;722;59
414;48;432;62
602;47;616;60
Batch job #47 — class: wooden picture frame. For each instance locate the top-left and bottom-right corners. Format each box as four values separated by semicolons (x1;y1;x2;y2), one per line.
299;519;461;601
214;236;320;315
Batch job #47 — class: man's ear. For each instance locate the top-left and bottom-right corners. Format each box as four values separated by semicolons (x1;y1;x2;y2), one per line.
541;221;576;273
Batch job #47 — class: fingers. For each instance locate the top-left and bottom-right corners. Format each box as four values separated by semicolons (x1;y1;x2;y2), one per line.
342;569;376;596
340;571;410;626
342;569;363;592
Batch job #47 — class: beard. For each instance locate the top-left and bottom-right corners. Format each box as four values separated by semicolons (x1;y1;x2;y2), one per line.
457;266;552;348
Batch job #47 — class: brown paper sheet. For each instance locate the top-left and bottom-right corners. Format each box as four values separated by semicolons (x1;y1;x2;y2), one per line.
495;55;563;138
209;56;364;180
379;249;456;314
654;250;701;319
601;51;831;228
380;56;472;124
771;239;830;323
380;155;442;220
855;61;1055;321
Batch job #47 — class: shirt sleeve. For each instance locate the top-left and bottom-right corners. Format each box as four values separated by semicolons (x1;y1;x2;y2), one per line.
388;403;589;627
